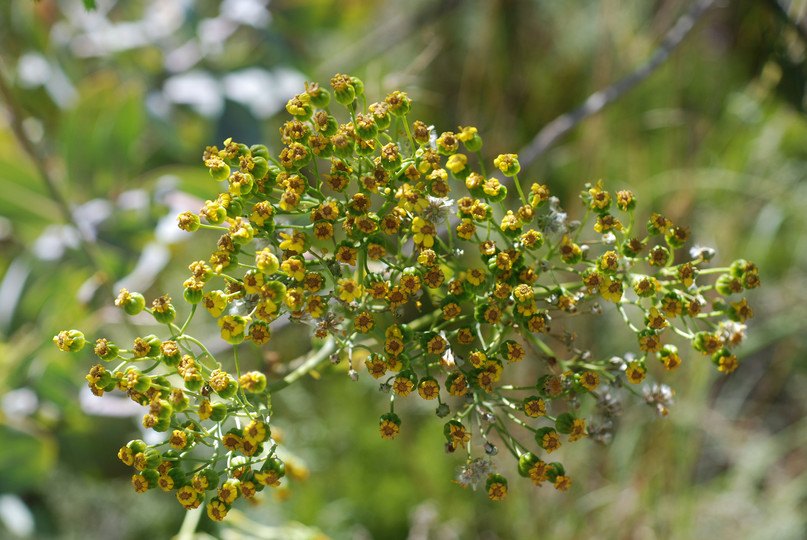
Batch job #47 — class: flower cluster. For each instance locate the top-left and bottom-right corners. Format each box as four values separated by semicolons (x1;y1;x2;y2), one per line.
55;74;759;511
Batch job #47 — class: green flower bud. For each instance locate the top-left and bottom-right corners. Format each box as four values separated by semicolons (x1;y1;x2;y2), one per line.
136;469;160;491
132;372;151;394
555;413;576;434
260;456;286;478
184;375;203;392
250;156;270;180
210;402;228;422
152;305;176;325
385;90;411;117
493;154;520;177
331;73;356;106
350;76;364;98
176;211;200;232
239;371;267;393
194;468;221;492
249;144;270;161
228;171;254;197
183;287;203;305
462;133;483;152
53;329;86;352
545;462;565;482
167;467;187;488
730;259;749;278
135;448;162;470
119;291;146;316
127;439;147;454
518;452;540;478
369;102;391;130
152;416;171;432
208;162;230;182
716;274;743;296
306;83;331;109
216;379;238;400
93;338;119;361
355;114;378;141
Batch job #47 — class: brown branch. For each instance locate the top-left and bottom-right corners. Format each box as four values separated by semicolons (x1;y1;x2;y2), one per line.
518;0;717;169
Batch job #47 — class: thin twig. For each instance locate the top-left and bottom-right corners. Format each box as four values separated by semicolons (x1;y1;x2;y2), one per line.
0;57;112;295
518;0;717;168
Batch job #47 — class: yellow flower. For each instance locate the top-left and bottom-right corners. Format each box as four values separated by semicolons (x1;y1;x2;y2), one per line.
278;231;306;253
250;201;274;227
218;315;247;344
417;378;440;400
411;216;436;248
202;290;228;317
392;376;414;397
579;371;599;391
542;430;561;453
493;153;520;176
646;307;668;330
283;287;305;311
524;397;546;417
626;361;646;384
379;418;400;439
335;244;358;266
354;311;375;333
598;250;619;273
445;153;467;174
638;332;662;354
600;277;623;303
255;248;279;274
465;268;486;286
456;219;476;240
554;475;572;491
457;125;477;142
568;418;588;442
281;258;305;281
500;211;521;232
365;355;387;379
306;296;326;318
718;353;739;374
337;279;362;303
730;298;754;322
588;179;611;210
206;498;229;522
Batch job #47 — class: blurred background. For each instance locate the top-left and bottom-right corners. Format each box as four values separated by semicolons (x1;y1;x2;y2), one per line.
1;0;806;538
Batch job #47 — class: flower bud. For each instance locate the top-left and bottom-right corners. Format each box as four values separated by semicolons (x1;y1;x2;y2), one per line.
94;338;119;361
518;452;540;478
207;161;230;182
306;82;331;109
210;402;228;422
555;413;576;434
493;153;520;176
116;289;146;316
385;90;411;116
485;474;508;500
53;329;86;352
239;371;267;393
331;73;356;105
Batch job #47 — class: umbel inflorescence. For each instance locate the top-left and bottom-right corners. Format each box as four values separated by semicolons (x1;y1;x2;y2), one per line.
54;73;759;518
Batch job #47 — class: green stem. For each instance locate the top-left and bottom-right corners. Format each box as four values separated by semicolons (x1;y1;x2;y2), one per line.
232;346;255;420
268;338;337;392
177;505;204;540
511;173;529;207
